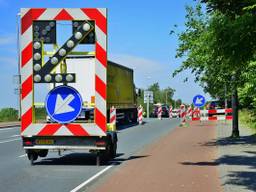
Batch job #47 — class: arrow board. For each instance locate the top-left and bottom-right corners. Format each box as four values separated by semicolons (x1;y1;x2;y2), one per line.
45;86;83;124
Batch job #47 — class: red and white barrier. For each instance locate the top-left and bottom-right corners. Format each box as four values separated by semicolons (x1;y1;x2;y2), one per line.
180;104;186;124
186;105;192;118
110;106;116;125
138;105;143;125
169;105;173;119
192;108;233;121
157;105;162;120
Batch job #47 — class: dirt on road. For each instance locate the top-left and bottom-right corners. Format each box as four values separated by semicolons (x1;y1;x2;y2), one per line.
93;121;222;192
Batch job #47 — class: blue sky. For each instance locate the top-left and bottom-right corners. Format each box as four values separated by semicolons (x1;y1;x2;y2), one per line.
0;0;211;109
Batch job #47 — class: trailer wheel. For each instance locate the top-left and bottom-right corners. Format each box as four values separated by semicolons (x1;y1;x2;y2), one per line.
27;152;38;165
38;150;48;158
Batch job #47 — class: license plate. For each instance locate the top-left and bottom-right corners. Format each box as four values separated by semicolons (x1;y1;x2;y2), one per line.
35;139;54;145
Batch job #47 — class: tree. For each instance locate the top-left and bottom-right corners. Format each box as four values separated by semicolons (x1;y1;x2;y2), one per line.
172;3;256;137
0;108;18;122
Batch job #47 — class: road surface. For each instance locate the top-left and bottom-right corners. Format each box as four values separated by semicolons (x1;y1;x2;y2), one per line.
0;118;180;192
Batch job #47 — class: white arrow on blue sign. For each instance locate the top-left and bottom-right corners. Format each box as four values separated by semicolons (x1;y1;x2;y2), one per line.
193;94;206;107
45;85;83;124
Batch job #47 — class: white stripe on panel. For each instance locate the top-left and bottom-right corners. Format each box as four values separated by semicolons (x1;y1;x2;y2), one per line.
37;8;61;20
95;92;106;117
95;26;106;50
95;59;106;84
21;92;33;116
67;8;90;20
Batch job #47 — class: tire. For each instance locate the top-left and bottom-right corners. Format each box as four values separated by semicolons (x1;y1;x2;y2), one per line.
38;150;48;158
27;151;38;165
110;141;117;158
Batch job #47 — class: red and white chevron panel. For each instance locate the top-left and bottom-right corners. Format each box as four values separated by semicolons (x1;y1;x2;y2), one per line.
169;105;173;119
192;108;233;121
157;105;162;120
138;106;143;125
20;8;107;137
110;106;116;125
186;105;192;118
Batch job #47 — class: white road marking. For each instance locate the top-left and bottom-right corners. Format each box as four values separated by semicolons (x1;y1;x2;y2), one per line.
18;154;27;158
0;138;20;144
70;165;114;192
10;135;20;138
0;127;17;131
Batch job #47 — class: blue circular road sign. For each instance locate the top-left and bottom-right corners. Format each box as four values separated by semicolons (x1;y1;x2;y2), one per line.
193;94;206;107
45;85;83;124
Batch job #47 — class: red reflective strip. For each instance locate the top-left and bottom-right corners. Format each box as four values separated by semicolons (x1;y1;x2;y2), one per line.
226;116;233;120
208;116;217;121
81;8;107;34
21;42;32;67
225;108;233;113
65;124;89;136
95;75;106;99
208;110;217;114
21;75;33;99
96;42;107;68
95;108;106;132
21;9;46;34
54;9;74;20
37;124;61;136
21;107;33;132
192;117;200;121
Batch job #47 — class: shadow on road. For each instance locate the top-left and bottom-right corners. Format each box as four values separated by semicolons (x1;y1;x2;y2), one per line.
180;135;256;191
200;134;256;147
34;153;149;166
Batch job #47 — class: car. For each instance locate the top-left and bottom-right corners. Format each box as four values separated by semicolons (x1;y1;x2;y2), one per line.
151;105;170;118
171;109;180;118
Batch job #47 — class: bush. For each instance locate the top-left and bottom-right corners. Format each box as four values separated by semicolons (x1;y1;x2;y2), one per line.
0;108;18;122
239;109;256;130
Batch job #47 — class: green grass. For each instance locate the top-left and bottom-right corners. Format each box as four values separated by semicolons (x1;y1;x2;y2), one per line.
239;109;256;131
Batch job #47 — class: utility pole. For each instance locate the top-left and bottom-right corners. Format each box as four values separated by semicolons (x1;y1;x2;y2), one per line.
147;95;149;119
16;13;21;120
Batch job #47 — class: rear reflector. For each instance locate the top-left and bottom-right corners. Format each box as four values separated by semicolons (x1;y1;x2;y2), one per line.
95;141;105;146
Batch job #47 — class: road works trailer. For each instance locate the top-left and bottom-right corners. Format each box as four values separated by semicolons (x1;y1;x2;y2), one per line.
19;8;138;165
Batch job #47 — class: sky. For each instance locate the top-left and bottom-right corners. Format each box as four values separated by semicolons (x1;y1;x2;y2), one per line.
0;0;211;109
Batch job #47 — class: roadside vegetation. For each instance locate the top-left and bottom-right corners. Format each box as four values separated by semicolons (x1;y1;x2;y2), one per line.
171;0;256;135
137;82;180;116
0;108;18;122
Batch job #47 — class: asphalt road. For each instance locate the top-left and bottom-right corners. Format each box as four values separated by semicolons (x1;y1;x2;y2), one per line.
0;118;180;192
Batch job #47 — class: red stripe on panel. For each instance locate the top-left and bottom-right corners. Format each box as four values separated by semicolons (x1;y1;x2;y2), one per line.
21;107;33;132
21;42;33;67
81;8;107;34
65;124;89;136
95;75;106;99
95;108;106;132
21;75;33;99
96;42;107;67
54;9;74;20
208;110;217;114
37;124;62;136
208;116;217;121
21;9;46;34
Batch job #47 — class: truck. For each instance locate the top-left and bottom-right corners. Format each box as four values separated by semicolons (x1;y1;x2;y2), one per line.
19;8;138;165
23;57;138;165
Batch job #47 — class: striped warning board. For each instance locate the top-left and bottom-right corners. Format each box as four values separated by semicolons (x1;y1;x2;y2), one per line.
20;8;107;137
192;108;233;121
